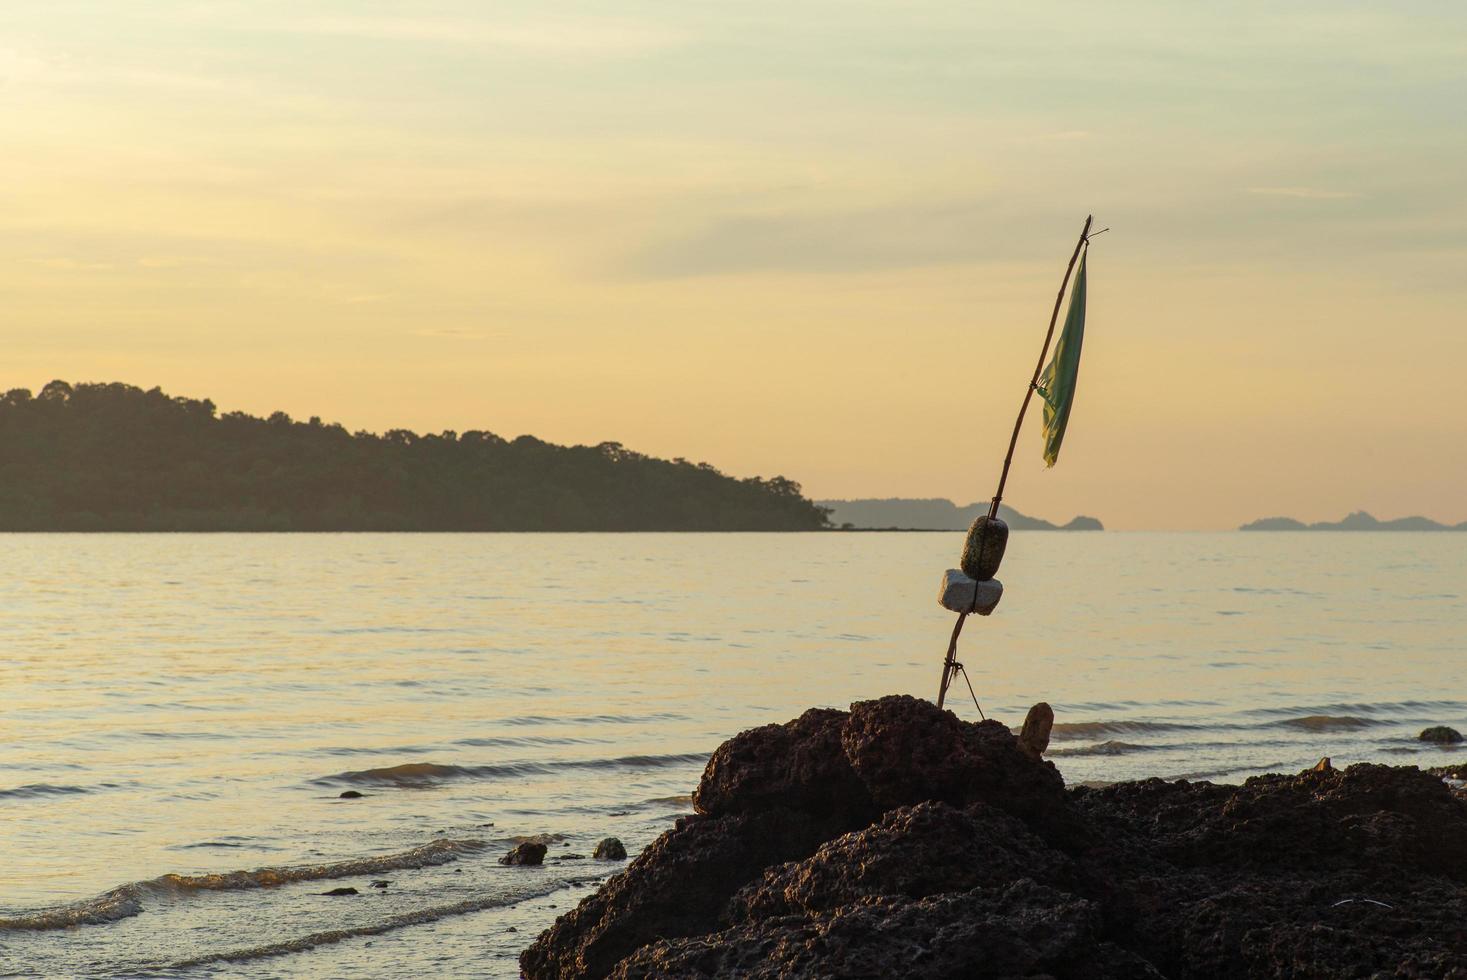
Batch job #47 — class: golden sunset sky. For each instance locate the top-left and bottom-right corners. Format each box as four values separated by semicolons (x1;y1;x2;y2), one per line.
3;2;1464;529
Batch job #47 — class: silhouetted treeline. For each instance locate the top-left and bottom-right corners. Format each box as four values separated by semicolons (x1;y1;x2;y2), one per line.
0;382;831;531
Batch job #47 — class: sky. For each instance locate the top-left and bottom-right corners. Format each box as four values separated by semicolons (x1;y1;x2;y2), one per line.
3;1;1465;529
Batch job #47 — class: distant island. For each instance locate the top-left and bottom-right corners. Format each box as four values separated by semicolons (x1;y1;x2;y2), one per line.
818;497;1102;531
1240;511;1467;532
0;381;830;531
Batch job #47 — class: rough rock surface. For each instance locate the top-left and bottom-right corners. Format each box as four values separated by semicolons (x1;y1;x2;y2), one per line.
1018;701;1055;760
499;841;547;866
593;837;628;861
522;694;1467;979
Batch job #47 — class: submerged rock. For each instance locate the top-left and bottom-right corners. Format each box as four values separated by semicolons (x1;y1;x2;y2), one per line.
593;838;627;861
320;887;359;896
1420;725;1464;744
522;697;1467;979
500;841;548;866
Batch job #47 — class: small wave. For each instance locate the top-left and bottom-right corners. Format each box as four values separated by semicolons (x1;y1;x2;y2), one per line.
1047;721;1193;741
165;876;598;970
136;730;232;740
454;735;608;748
0;885;145;930
1047;740;1152;757
0;839;484;932
1242;701;1462;719
645;794;694;806
321;752;709;787
0;783;93;800
498;711;687;727
318;744;437;757
1274;715;1381;732
329;763;478;786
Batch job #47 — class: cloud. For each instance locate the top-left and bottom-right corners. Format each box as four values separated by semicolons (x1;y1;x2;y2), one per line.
411;326;500;340
621;200;1067;278
31;257;113;271
1246;186;1362;200
248;14;686;58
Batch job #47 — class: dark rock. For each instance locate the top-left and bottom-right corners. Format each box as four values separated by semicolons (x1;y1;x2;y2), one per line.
320;887;359;896
338;790;364;799
693;707;871;822
728;800;1071;922
1421;725;1464;744
370;879;391;889
839;695;1066;823
522;702;1467;980
1117;871;1467;978
1161;764;1467;879
593;838;628;861
610;881;1164;980
1018;701;1054;760
500;841;548;866
521;808;843;980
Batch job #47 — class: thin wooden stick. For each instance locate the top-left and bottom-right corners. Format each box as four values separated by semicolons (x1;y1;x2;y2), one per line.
935;610;968;709
987;214;1093;520
938;214;1093;709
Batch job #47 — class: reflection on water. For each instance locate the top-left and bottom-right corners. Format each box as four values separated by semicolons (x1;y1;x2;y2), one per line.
1;532;1465;976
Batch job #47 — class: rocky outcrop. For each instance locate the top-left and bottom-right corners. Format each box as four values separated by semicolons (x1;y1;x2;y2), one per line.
609;881;1163;980
522;695;1467;979
693;707;873;822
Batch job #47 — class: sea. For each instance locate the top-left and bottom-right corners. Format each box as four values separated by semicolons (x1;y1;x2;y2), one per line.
2;532;1464;977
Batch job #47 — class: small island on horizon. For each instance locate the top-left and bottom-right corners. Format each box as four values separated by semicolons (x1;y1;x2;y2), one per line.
819;497;1103;531
1240;511;1467;532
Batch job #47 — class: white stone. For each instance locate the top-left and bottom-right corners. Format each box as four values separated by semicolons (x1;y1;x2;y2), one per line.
938;569;1003;615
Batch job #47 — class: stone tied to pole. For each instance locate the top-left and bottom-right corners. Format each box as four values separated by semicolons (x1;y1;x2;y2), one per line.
935;215;1100;712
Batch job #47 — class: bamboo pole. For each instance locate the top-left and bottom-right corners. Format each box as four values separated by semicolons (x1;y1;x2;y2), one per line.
937;214;1094;709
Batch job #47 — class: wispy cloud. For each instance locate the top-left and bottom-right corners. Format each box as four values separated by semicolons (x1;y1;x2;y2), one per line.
249;14;686;58
1247;186;1362;200
622;199;1066;278
31;256;113;271
411;326;499;340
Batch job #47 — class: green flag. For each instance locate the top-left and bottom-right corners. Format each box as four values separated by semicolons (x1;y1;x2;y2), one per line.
1036;249;1087;467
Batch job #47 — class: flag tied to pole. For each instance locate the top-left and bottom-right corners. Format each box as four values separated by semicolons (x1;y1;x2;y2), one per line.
1036;247;1087;467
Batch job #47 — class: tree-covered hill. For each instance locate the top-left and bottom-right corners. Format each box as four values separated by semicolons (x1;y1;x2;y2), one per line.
0;381;830;532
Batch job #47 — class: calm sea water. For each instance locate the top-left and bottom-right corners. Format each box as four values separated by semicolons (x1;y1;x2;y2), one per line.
2;532;1465;977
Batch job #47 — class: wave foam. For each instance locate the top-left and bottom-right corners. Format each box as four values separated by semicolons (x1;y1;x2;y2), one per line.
322;752;709;787
1047;740;1151;757
1048;721;1191;741
165;876;596;970
0;838;485;932
0;783;93;800
1275;715;1381;732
